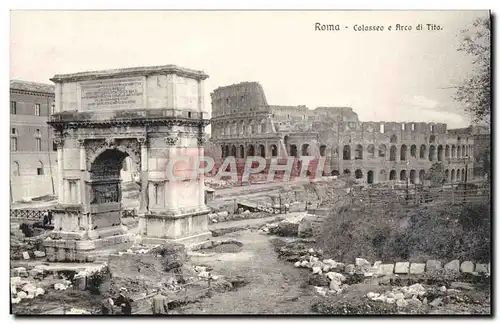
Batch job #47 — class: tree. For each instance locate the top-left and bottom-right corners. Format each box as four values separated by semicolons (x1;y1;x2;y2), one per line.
455;16;491;125
425;163;446;187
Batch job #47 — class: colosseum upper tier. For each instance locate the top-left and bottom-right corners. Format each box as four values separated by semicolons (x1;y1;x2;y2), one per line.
207;81;474;184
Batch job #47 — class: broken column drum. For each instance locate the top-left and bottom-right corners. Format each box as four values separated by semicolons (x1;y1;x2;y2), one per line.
45;65;211;261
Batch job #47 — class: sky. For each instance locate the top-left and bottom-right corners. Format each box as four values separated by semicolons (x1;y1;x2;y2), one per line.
10;10;489;129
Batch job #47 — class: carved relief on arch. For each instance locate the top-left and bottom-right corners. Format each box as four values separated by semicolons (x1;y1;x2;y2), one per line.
86;138;141;171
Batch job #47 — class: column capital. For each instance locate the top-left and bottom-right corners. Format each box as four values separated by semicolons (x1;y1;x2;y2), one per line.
165;132;179;147
54;137;64;149
77;138;85;147
137;137;147;146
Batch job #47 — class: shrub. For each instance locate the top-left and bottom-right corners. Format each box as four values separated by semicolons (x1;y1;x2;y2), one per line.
317;202;490;263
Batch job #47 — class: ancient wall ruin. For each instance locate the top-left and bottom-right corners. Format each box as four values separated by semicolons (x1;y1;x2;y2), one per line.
208;82;475;185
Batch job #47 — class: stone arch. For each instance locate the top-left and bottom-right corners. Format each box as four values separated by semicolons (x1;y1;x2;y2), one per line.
451;145;456;158
437;145;444;161
462;145;466;157
400;144;407;161
400;169;407;181
270;144;278;157
462;168;466;181
231;145;237;157
367;170;374;184
451;169;455;182
457;169;461;181
445;145;450;159
379;169;387;181
247;144;255;156
239;145;245;158
419;170;425;182
302;143;310;156
343;145;351;160
389;170;396;180
331;170;340;176
457;145;461;158
354;144;363;160
86;139;141;171
410;169;417;184
355;169;363;179
429;134;436;143
410;145;417;158
319;145;327;157
389;145;397;161
428;145;436;161
390;135;397;143
258;144;265;158
290;144;298;157
445;169;449;182
367;144;375;158
260;119;267;133
379;144;386;158
343;169;351;176
89;148;130;205
419;144;426;159
231;121;237;135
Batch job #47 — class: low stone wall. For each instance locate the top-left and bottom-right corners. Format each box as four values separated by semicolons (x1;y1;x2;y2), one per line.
208;211;275;223
293;253;491;277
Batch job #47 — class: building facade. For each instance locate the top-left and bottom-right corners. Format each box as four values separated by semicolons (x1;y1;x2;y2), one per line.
9;80;137;202
209;82;474;185
10;80;57;201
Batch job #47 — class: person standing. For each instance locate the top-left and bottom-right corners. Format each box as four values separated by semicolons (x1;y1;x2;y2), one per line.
114;288;133;315
100;293;115;315
151;289;169;315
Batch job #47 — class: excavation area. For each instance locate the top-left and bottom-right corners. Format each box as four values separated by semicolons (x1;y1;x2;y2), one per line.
10;178;491;315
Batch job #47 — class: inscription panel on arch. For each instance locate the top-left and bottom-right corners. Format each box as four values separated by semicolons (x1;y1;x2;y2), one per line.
80;76;144;111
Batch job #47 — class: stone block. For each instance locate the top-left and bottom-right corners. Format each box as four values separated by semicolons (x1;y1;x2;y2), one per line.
460;261;474;273
345;264;355;274
34;251;46;258
444;260;460;272
426;260;442;272
377;264;395;275
22;252;30;260
394;262;410;274
409;263;426;274
475;263;488;273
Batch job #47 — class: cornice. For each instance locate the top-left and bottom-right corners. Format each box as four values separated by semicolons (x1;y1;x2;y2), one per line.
50;65;209;83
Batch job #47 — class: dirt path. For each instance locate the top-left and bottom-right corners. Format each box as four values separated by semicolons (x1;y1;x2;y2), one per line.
176;230;318;314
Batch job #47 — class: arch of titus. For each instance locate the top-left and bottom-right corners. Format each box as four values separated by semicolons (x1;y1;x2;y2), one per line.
44;65;211;262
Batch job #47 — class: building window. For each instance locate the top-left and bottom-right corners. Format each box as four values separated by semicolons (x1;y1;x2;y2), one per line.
35;104;41;116
37;161;44;175
52;141;58;151
12;162;20;176
188;112;192;118
36;138;42;151
11;128;17;135
11;137;18;151
10;101;17;114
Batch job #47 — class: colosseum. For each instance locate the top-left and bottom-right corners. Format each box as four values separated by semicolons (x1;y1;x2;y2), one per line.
207;82;475;185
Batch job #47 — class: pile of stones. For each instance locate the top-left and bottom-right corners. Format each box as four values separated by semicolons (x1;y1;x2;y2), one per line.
10;277;46;304
366;283;472;309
